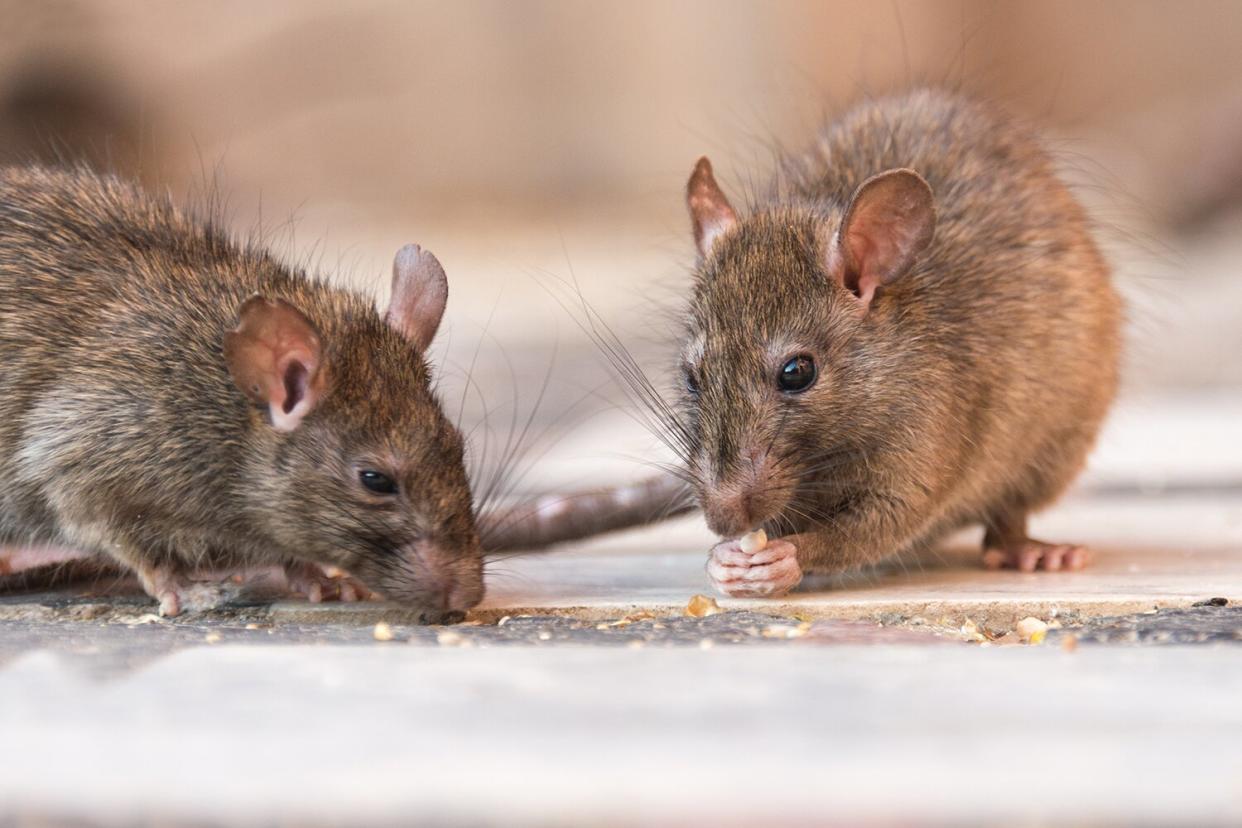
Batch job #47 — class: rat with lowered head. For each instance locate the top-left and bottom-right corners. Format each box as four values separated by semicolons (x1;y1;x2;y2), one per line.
675;89;1121;597
0;166;482;620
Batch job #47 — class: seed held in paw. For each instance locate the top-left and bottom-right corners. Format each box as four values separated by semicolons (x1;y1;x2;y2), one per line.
739;529;768;555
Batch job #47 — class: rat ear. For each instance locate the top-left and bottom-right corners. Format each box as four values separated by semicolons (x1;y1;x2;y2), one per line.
829;168;935;310
686;156;738;258
386;244;448;351
224;296;325;432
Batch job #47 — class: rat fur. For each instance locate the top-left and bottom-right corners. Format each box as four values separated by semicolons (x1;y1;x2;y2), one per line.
0;165;483;619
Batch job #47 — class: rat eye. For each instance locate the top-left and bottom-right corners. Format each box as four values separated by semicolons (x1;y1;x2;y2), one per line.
777;354;817;394
359;470;398;495
683;365;701;395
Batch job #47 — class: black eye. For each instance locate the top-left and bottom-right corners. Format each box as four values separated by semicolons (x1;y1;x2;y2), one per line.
359;470;398;495
684;366;700;395
778;354;817;393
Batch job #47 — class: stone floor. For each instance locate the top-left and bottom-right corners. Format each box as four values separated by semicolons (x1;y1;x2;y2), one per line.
2;453;1241;825
3;630;1241;827
2;257;1241;826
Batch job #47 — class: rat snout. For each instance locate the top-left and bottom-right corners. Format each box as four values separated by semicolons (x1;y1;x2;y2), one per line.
702;484;757;537
390;539;484;623
701;445;792;537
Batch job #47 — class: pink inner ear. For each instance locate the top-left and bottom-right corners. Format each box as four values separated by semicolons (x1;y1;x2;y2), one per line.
842;228;874;297
224;295;325;432
834;169;935;307
280;359;309;415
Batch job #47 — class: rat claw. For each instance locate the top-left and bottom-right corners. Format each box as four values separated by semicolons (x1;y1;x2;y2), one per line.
983;539;1090;573
1064;546;1088;570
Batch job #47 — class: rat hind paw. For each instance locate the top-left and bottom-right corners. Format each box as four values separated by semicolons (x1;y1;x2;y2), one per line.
149;579;238;617
284;562;374;603
982;539;1089;573
706;537;803;598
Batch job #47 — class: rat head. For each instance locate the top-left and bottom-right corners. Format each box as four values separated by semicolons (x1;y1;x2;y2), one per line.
680;157;935;538
224;244;482;621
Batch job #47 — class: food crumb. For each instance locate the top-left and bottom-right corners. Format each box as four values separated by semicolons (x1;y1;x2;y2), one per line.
204;632;222;644
1016;616;1048;644
959;619;986;643
1061;634;1079;652
603;611;656;628
372;621;395;642
436;629;465;646
685;594;722;618
761;622;812;639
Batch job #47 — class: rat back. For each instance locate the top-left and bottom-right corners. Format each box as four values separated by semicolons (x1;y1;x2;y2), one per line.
737;90;1122;552
1;167;313;560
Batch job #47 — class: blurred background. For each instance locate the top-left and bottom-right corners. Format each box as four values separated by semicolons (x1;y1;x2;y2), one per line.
2;0;1239;490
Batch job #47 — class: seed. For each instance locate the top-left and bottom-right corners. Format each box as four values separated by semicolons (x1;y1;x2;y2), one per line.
739;529;768;554
1015;617;1048;643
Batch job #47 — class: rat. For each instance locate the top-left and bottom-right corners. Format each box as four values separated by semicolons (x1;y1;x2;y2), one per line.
0;165;483;621
670;89;1122;597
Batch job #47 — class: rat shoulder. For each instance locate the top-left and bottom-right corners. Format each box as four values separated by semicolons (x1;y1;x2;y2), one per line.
0;165;183;237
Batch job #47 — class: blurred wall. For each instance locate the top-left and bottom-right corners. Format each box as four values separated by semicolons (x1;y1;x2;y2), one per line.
4;0;1241;224
2;0;1240;392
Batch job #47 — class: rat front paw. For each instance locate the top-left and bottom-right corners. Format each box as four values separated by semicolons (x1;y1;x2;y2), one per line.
706;537;802;598
284;562;374;603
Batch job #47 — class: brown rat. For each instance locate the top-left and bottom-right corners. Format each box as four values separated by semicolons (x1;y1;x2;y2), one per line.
378;89;1122;598
674;89;1122;597
0;165;483;620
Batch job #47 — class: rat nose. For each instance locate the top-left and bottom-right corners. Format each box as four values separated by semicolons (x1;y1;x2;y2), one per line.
402;539;484;622
702;486;755;537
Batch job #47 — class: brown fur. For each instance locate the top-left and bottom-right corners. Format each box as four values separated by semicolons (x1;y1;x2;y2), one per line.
680;89;1121;572
0;166;482;619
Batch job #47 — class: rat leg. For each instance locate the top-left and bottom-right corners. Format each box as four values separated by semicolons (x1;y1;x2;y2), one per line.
981;508;1089;572
99;542;236;617
284;561;374;603
706;537;803;598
